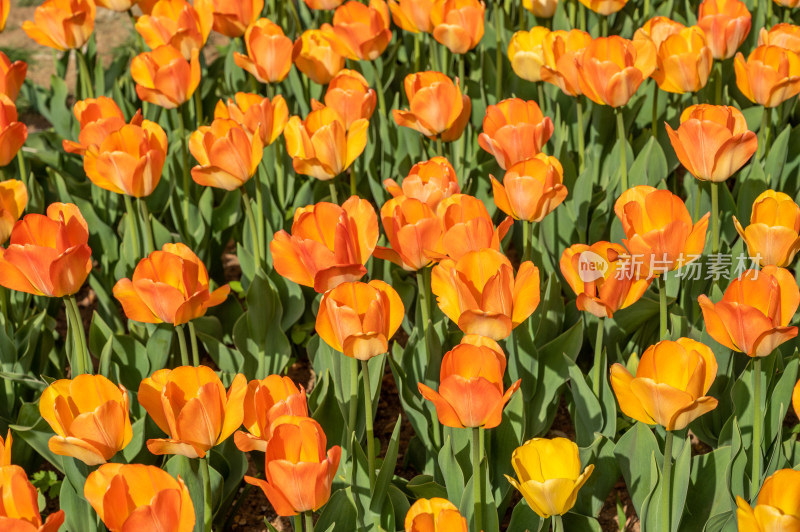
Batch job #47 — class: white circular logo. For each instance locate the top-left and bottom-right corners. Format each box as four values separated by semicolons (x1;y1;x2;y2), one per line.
577;250;609;282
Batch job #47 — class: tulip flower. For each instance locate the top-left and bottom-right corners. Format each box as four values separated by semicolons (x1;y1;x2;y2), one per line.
0;466;65;532
62;96;130;155
189;118;263;190
0;179;27;244
0;430;10;466
478;98;554;170
131;45;201;109
214;93;288;147
697;0;751;59
138;365;246;458
304;0;345;8
651;26;714;94
759;23;800;53
524;0;559;18
578;0;627;15
0;0;8;32
436;194;513;259
0;52;26;102
245;417;341;516
135;0;213;60
794;378;800;420
432;248;540;340
540;29;593;96
313;69;377;129
560;241;652;318
734;45;800;107
490;154;566;223
734;190;800;267
383;156;460;210
698;266;800;357
508;26;550;84
374;196;444;271
576;36;653;107
393;71;472;142
322;0;392;61
774;0;800;6
404;498;468;532
113;243;230;326
206;0;262;37
284;106;368;180
270;196;379;292
506;437;594;518
234;375;309;452
94;0;136;10
430;0;485;55
293;29;346;85
419;342;520;428
39;374;132;465
234;18;294;84
632;16;685;58
389;0;433;33
736;469;800;531
22;0;95;51
0;95;26;167
0;203;91;297
84;463;195;532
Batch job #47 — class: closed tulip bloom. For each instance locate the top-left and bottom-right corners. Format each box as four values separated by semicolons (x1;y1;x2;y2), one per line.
322;0;392;60
62;96;129;155
234;18;293;84
0;52;26;101
633;16;685;57
734;190;800;267
206;0;262;37
284;106;368;180
524;0;559;18
560;241;652;318
0;203;91;297
614;186;709;276
698;266;800;357
697;0;751;59
478;98;554;170
22;0;95;51
759;23;800;53
304;0;345;9
313;69;377;129
774;0;800;6
94;0;136;10
736;469;800;531
39;374;132;465
436;193;512;259
405;498;468;532
131;45;200;109
652;26;714;93
374;196;444;271
389;0;433;33
270;196;378;292
383;156;460;210
234;375;308;452
0;466;65;532
214;93;288;146
0;95;26;167
430;0;485;54
578;0;627;15
419;342;520;428
432;248;540;340
506;437;594;518
189;118;263;190
293;29;345;85
577;36;652;107
540;29;593;96
113;243;229;325
507;27;550;83
135;0;213;60
734;45;800;107
491;154;566;222
666;104;757;182
316;280;404;360
393;71;472;142
138;366;246;458
84;463;195;532
0;179;27;244
245;417;341;516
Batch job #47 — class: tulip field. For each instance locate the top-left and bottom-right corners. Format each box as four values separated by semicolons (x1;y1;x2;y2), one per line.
5;0;800;530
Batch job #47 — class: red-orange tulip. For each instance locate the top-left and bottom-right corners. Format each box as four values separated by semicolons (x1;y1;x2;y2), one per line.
292;29;346;85
698;266;800;357
313;69;377;129
22;0;95;51
135;0;213;60
430;0;486;54
304;0;345;9
491;154;566;222
393;71;472;142
734;45;800;107
733;190;800;267
389;0;433;33
206;0;262;37
0;203;91;297
234;18;294;84
577;36;652;107
405;498;468;532
322;0;392;60
0;52;26;102
478;98;554;170
374;196;444;270
697;0;751;59
131;45;201;109
540;29;593;96
62;96;130;155
652;26;714;94
138;365;246;458
759;23;800;53
137;0;160;14
113;243;229;326
234;375;308;452
189;118;263;190
0;180;26;244
0;95;26;167
436;193;512;259
270;196;379;292
0;466;65;532
383;156;460;210
214;93;288;146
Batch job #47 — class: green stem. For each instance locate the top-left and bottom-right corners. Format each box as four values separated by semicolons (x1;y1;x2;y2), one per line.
348;358;359;449
766;0;774;28
579;3;586;31
16;149;27;186
241;187;262;267
495;5;504;101
138;198;156;254
472;427;484;531
123;195;141;260
362;359;376;492
714;61;723;105
194;88;204;128
305;512;315;532
274;142;286;208
616;107;628;190
286;0;302;33
522;221;532;262
200;456;213;532
176;324;190;366
553;515;565;532
711;181;719;254
659;276;668;339
188;321;200;366
75;49;94;99
416;271;432;351
752;357;762;499
576;96;585;173
600;16;608;37
371;61;386;120
592;318;605;398
65;296;90;375
329;181;338;204
568;0;576;28
661;430;674;532
349;162;357;197
651;84;659;137
294;514;303;532
538;82;546;115
758;106;771;161
435;138;444;157
413;32;421;72
254;165;266;259
644;0;651;18
177;106;191;235
0;288;8;333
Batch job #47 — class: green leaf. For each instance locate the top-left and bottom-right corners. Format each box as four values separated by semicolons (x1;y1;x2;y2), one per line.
614;422;661;514
406;475;448;500
316;488;359;532
370;416;402;514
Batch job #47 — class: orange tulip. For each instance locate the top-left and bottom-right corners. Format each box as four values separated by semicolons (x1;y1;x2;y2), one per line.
524;0;559;17
405;498;468;532
137;0;160;14
322;0;392;60
436;193;512;259
292;29;346;85
651;26;714;94
283;106;368;180
39;374;132;465
419;341;520;428
614;186;709;277
610;338;719;430
432;248;540;340
304;0;345;9
214;93;288;146
430;0;486;55
135;0;213;60
393;71;472;142
312;69;377;129
84;463;195;532
698;266;800;357
62;96;131;155
113;243;229;326
0;0;8;32
491;154;566;222
0;203;91;297
560;241;652;318
759;23;800;53
697;0;751;59
507;27;550;83
736;469;800;531
578;0;627;15
0;95;26;167
389;0;433;33
0;52;26;102
576;36;652;107
0;179;27;244
540;29;594;96
383;156;460;210
189;118;263;190
0;430;10;466
270;196;378;292
633;16;685;55
666;104;757;182
234;375;308;452
131;45;201;109
734;190;800;267
773;0;800;6
94;0;136;10
206;0;262;37
478;98;554;170
734;45;800;107
0;466;65;532
316;280;404;359
373;196;444;271
234;18;294;84
245;417;341;516
138;365;246;458
22;0;95;51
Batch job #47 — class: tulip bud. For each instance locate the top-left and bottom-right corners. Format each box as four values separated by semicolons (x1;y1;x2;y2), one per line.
405;498;468;532
131;45;201;109
135;0;213;60
293;29;346;85
734;190;800;267
22;0;96;51
734;45;800;107
189;118;263;190
0;52;26;101
579;0;627;14
736;469;800;531
651;26;714;94
383;156;460;210
393;71;472;142
430;0;486;55
314;69;377;129
524;0;559;18
0;179;27;244
234;375;309;452
234;18;294;84
478;98;554;170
